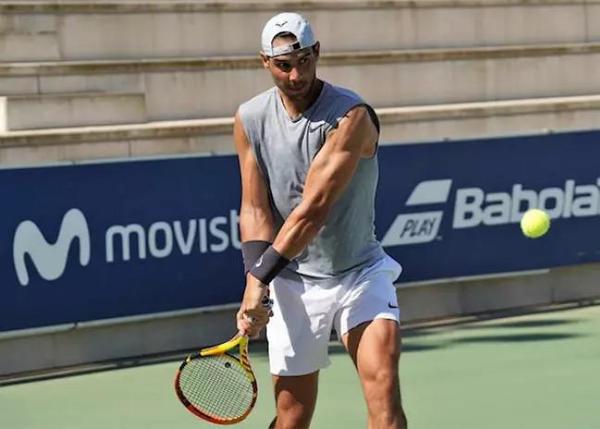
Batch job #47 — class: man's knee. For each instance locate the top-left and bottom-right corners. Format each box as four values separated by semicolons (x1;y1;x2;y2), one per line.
276;396;314;429
274;408;313;429
360;357;402;415
363;374;407;429
269;399;317;428
364;360;400;387
273;373;318;429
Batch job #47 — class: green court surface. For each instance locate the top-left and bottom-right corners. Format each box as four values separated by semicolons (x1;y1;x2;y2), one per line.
1;304;599;429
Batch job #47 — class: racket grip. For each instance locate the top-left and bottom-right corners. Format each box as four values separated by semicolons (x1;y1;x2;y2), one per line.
261;295;274;310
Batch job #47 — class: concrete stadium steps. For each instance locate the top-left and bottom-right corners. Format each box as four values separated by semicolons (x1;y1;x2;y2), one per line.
0;1;599;62
0;92;146;131
2;43;600;121
2;94;600;166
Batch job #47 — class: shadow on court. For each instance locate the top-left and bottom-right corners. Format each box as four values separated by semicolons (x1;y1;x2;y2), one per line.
387;317;587;353
465;318;582;329
324;315;588;356
327;342;445;355
452;332;584;343
1;312;590;387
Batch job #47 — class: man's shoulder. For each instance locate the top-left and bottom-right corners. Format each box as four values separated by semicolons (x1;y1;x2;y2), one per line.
319;82;379;131
324;82;364;104
239;87;277;118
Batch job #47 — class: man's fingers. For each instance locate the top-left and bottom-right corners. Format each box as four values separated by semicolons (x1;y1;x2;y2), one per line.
244;307;269;320
240;321;262;338
237;292;273;338
242;312;269;337
241;308;268;323
237;320;251;335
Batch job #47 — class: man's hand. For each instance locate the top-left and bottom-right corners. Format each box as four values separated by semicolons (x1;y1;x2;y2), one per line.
237;276;272;338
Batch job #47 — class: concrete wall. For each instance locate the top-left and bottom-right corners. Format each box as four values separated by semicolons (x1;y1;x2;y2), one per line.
399;265;600;322
1;263;598;377
3;44;600;122
3;92;146;130
2;95;600;166
0;307;239;377
2;1;600;130
0;1;597;62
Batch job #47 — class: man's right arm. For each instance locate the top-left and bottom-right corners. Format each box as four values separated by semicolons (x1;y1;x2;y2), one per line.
234;111;275;243
233;111;275;336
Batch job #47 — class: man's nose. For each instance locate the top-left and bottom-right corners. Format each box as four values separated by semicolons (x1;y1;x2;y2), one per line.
289;66;301;81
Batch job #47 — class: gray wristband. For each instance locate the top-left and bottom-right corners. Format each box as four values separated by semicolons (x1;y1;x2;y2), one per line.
249;246;290;285
241;240;272;274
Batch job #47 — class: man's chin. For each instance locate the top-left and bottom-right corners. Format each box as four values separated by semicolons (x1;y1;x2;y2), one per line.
285;86;310;99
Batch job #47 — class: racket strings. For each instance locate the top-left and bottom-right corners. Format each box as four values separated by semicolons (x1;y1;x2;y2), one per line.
179;354;255;420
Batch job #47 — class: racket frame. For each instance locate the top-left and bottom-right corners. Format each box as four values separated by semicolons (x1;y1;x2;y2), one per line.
174;335;258;425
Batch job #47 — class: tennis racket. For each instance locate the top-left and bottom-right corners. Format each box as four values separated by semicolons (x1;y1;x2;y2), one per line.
174;334;257;425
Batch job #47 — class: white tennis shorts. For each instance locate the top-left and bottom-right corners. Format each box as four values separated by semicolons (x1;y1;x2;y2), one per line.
266;254;402;376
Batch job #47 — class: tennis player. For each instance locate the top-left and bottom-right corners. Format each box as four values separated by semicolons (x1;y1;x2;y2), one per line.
235;12;408;429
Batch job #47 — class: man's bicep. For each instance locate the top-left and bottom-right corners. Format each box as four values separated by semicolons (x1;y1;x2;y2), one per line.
303;107;371;206
269;107;371;258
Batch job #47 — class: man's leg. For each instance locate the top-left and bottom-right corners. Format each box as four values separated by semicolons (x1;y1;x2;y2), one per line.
271;371;319;429
342;319;407;429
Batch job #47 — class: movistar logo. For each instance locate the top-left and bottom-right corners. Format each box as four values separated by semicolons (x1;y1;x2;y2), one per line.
13;208;91;286
10;208;242;286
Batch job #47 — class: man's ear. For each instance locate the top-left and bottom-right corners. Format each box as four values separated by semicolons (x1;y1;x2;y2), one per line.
260;52;270;70
312;42;320;60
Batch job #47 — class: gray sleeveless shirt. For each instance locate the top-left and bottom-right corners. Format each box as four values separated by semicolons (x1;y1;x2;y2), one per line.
239;81;384;278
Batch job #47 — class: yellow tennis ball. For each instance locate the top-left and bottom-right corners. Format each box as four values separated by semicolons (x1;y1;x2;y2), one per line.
520;209;550;238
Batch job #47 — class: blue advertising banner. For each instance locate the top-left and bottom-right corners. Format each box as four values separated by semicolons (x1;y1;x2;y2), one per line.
1;129;600;331
1;155;244;332
378;130;600;283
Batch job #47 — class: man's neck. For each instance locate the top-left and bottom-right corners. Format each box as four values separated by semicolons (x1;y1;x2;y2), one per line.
279;79;324;119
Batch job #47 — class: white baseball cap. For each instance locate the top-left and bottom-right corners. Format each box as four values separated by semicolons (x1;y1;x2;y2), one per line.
261;12;317;57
